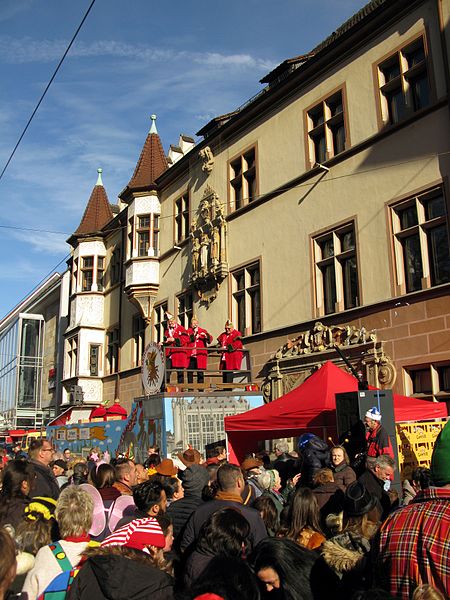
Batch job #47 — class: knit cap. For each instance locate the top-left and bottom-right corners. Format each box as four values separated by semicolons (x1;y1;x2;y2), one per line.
365;407;382;421
431;420;450;486
101;517;165;551
180;464;209;495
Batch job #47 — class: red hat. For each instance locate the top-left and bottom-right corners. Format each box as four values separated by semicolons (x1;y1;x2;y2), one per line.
101;517;165;552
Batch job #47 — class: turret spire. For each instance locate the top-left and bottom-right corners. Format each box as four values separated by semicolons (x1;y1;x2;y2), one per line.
150;114;158;134
96;167;103;186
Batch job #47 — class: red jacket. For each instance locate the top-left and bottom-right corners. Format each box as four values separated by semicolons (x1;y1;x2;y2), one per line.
164;324;189;368
366;424;394;458
187;326;212;370
217;329;243;370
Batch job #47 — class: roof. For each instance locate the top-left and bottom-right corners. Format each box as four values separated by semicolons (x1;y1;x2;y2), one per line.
123;115;168;196
74;169;113;237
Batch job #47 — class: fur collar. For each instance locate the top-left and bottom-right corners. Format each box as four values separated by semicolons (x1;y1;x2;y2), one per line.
321;532;370;574
83;544;155;567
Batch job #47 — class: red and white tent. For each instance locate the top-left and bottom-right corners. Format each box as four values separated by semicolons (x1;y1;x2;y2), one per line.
225;361;447;463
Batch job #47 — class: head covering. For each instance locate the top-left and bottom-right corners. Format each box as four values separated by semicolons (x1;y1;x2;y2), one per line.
102;517;165;551
155;458;178;477
365;407;382;422
177;447;201;467
241;457;263;471
52;459;67;472
343;481;377;516
225;319;233;328
180;464;209;495
431;420;450;486
24;497;57;521
165;311;174;321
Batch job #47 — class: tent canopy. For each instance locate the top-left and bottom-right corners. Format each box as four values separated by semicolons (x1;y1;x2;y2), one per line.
225;361;447;462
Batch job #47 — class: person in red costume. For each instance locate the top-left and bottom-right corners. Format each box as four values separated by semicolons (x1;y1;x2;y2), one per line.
187;316;213;384
164;312;189;384
217;320;243;383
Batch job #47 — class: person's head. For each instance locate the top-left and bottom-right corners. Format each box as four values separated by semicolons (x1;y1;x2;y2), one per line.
147;446;159;457
253;495;279;535
412;584;446;600
364;407;382;431
52;460;67;479
191;317;198;329
155;514;174;552
330;445;350;467
224;319;233;333
15;510;55;555
180;464;210;497
214;446;227;461
114;458;137;488
257;469;281;492
133;480;167;516
145;454;161;469
187;556;260;600
63;448;71;462
372;455;395;482
411;467;432;492
251;537;316;598
313;468;334;487
0;528;17;598
283;487;323;540
102;516;166;557
92;463;116;489
274;441;289;457
162;477;184;502
72;462;89;485
217;463;244;493
29;439;54;466
196;507;250;558
430;419;450;488
135;463;149;484
0;460;35;501
55;486;93;538
342;481;382;539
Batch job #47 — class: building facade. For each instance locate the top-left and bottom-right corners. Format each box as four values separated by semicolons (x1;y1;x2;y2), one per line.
0;273;64;428
63;0;450;420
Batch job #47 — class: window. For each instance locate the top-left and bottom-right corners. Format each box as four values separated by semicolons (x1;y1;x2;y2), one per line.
231;262;261;335
110;247;121;286
229;148;257;211
137;214;159;257
132;315;146;366
306;90;346;168
66;336;78;378
71;258;78;295
313;223;359;316
81;257;94;292
175;194;190;243
106;328;120;374
391;187;450;294
97;257;105;292
153;302;168;344
89;344;100;376
177;292;193;329
377;37;430;126
405;363;450;403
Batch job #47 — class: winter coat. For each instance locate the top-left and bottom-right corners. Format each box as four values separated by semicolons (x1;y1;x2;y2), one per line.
29;460;60;501
357;469;390;519
166;494;205;544
217;329;243;370
332;463;356;490
187;326;212;369
183;548;215;589
320;531;374;599
300;437;330;487
164;325;190;368
66;545;175;600
313;482;345;516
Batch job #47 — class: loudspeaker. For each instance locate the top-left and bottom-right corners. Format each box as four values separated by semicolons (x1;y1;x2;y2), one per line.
335;389;400;489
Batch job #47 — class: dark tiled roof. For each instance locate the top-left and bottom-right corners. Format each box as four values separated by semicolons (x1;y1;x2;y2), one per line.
126;131;168;192
260;53;315;85
196;110;240;138
74;181;113;236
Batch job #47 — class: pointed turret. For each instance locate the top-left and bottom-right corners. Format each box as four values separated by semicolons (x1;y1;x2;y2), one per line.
73;168;114;238
120;115;168;201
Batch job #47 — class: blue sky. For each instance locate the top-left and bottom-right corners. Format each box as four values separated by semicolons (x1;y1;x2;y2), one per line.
0;0;365;318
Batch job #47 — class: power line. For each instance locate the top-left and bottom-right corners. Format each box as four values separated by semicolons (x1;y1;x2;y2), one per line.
0;0;97;183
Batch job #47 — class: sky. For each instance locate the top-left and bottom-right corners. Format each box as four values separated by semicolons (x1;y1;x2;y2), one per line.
0;0;366;318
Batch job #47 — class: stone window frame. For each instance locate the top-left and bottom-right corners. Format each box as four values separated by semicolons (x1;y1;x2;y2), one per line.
174;192;190;244
404;362;450;405
66;335;78;379
132;314;146;367
304;84;350;170
153;301;168;345
176;290;193;329
388;185;450;296
227;144;258;213
89;343;101;376
106;327;120;375
230;259;262;336
311;220;360;317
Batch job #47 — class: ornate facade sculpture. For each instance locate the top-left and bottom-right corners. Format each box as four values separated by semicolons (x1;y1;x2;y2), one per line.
190;186;228;303
199;146;215;173
263;321;396;401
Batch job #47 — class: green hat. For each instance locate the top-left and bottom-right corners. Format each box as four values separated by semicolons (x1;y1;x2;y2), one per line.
431;420;450;486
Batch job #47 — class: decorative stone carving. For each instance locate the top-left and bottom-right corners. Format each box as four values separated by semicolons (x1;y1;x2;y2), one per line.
199;146;214;174
190;185;228;303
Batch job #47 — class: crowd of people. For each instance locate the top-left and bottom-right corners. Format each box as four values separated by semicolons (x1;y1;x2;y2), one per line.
163;314;243;384
0;413;448;600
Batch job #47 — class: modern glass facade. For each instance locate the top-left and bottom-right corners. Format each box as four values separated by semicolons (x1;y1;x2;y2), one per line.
0;314;44;428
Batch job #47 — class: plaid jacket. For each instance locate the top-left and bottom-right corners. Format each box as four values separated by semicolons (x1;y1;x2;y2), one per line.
377;487;450;599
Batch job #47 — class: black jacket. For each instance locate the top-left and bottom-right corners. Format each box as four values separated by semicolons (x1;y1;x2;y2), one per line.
66;546;174;600
180;498;267;553
0;495;30;529
166;494;205;543
357;469;390;519
29;460;60;501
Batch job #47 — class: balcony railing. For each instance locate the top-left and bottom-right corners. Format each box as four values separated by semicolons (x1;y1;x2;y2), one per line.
161;345;254;392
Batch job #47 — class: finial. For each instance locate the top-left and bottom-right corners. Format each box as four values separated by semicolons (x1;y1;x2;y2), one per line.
150;114;158;134
96;167;103;186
